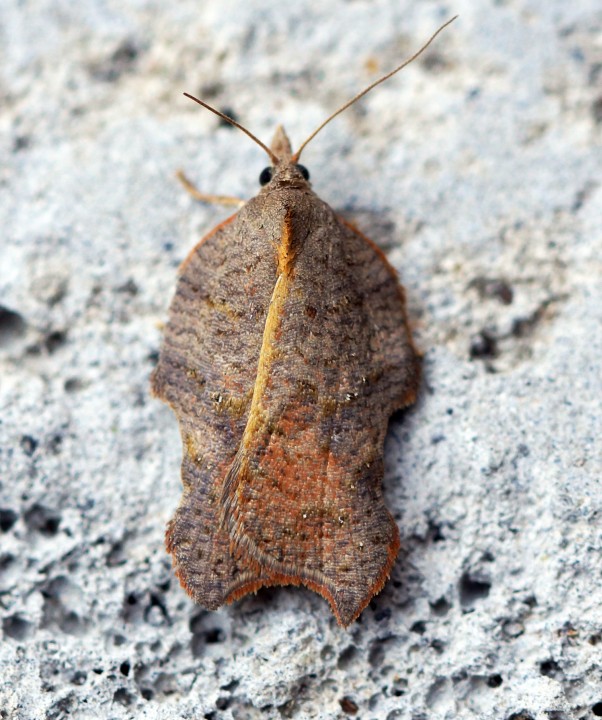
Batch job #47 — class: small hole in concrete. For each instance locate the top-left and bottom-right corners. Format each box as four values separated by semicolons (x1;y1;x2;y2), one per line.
204;628;224;644
430;597;451;616
64;377;84;393
0;509;18;532
113;688;135;707
71;671;87;686
373;607;391;621
368;641;385;668
45;330;67;353
459;573;491;606
469;330;498;360
487;674;503;688
2;614;32;640
0;307;26;346
539;659;562;679
337;645;358;670
20;435;38;456
24;504;61;536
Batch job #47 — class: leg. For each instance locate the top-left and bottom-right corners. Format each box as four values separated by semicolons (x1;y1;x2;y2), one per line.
176;170;245;207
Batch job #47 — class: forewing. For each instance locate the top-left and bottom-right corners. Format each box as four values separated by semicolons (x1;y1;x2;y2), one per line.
151;204;281;607
223;200;420;625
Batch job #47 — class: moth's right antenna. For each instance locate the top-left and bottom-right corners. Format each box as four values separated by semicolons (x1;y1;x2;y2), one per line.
292;16;458;162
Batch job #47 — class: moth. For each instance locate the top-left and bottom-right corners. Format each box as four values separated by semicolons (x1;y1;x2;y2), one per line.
152;18;455;626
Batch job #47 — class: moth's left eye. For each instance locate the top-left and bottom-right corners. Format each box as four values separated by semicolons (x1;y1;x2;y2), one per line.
259;167;273;185
296;164;310;181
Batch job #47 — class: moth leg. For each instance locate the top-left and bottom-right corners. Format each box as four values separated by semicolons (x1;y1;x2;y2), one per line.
176;170;245;207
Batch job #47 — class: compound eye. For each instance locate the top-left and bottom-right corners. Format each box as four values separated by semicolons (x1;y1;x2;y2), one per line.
259;167;273;185
296;164;310;181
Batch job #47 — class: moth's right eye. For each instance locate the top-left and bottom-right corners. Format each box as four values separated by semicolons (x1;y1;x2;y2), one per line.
259;167;273;185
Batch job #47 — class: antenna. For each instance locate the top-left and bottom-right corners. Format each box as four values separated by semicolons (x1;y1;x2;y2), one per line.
183;93;279;165
291;16;458;162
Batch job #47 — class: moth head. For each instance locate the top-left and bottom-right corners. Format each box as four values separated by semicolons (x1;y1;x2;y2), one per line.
259;125;310;187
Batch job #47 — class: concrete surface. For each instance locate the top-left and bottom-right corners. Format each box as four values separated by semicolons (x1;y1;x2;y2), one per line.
1;0;601;718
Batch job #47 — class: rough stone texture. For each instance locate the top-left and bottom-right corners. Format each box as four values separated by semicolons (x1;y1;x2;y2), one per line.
0;1;600;719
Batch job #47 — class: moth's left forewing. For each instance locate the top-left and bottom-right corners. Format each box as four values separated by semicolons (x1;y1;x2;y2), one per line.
152;198;284;609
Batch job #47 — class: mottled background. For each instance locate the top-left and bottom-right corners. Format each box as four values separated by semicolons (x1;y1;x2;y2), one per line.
1;1;601;719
